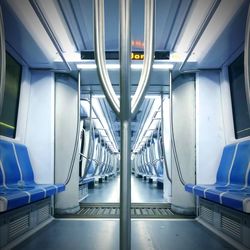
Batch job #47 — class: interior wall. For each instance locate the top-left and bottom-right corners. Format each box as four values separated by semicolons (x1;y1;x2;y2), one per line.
16;66;31;143
220;66;235;144
171;74;196;214
162;97;172;203
196;71;226;184
24;70;55;184
55;74;80;214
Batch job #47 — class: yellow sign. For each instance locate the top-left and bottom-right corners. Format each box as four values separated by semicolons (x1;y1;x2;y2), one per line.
131;52;144;60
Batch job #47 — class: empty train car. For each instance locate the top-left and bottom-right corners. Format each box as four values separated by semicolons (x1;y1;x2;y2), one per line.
0;0;249;249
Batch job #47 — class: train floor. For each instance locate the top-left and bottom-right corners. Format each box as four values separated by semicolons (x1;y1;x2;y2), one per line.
14;219;236;250
82;174;165;203
13;175;237;249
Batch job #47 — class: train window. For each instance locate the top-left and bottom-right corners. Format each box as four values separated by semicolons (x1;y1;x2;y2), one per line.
228;53;250;139
0;53;21;138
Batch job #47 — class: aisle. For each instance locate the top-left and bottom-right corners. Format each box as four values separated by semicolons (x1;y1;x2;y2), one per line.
81;174;165;203
14;219;236;250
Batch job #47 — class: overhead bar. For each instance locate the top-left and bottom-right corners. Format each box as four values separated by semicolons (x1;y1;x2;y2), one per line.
29;0;72;72
178;0;221;72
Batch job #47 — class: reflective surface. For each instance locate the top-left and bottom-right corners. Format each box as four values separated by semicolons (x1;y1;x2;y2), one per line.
81;175;165;203
14;219;236;250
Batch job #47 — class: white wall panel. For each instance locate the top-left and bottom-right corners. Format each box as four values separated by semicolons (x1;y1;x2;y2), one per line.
16;66;31;143
162;97;172;203
55;74;80;214
24;70;55;184
196;71;226;185
171;74;195;214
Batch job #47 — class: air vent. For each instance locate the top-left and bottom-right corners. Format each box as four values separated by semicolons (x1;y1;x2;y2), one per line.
200;205;213;224
37;205;50;223
8;214;29;240
221;214;241;240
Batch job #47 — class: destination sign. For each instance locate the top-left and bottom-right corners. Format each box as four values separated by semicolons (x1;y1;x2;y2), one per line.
81;51;170;60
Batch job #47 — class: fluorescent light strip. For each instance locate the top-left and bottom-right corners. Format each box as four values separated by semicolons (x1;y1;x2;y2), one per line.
77;63;173;70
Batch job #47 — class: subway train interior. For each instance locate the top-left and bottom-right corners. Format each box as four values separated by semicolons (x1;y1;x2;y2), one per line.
0;0;250;249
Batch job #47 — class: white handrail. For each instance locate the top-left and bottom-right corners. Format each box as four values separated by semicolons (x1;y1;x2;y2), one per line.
131;0;155;116
93;0;120;116
93;0;155;117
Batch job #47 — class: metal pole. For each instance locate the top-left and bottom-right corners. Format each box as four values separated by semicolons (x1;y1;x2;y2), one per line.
119;0;131;249
161;92;172;183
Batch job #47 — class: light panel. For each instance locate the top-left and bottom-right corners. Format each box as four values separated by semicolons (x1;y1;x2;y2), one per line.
192;0;244;62
36;0;76;52
6;0;57;61
77;63;173;70
174;0;214;53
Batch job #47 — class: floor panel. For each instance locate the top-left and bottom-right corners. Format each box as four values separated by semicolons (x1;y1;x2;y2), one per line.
82;175;164;203
14;219;237;250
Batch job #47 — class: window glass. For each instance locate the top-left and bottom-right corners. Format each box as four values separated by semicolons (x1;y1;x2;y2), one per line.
0;53;21;138
228;53;250;138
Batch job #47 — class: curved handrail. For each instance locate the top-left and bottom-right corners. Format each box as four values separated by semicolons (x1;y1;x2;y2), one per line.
93;0;120;116
64;73;81;185
131;0;155;116
94;0;155;117
169;71;186;186
244;3;250;115
79;153;101;166
83;95;94;178
160;92;172;183
0;6;6;116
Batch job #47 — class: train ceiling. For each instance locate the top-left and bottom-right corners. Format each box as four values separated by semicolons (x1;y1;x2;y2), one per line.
2;0;248;74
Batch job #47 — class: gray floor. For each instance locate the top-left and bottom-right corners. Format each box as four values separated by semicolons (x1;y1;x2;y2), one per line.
82;174;165;203
14;219;237;250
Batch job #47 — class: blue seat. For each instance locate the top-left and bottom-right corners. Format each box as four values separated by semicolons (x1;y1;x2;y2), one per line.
80;160;96;187
185;140;250;213
155;160;164;188
0;140;65;212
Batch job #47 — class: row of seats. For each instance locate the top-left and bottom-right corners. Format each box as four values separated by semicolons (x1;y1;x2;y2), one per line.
136;158;164;188
79;158;116;188
0;139;65;212
185;139;250;213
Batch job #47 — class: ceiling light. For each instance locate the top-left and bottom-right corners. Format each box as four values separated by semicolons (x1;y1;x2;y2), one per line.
77;63;173;70
152;64;173;69
77;64;97;69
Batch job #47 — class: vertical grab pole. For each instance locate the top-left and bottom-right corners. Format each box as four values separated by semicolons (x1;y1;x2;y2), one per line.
119;0;131;249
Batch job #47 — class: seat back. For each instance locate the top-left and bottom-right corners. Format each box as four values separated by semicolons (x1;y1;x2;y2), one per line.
0;139;36;186
14;143;35;184
0;140;21;185
229;140;250;186
216;143;237;185
155;161;163;177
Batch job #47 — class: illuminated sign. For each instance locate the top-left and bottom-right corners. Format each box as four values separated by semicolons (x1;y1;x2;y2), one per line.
131;52;144;60
81;51;169;60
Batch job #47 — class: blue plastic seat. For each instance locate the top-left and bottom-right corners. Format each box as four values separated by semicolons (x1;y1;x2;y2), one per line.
0;139;65;212
185;140;250;213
